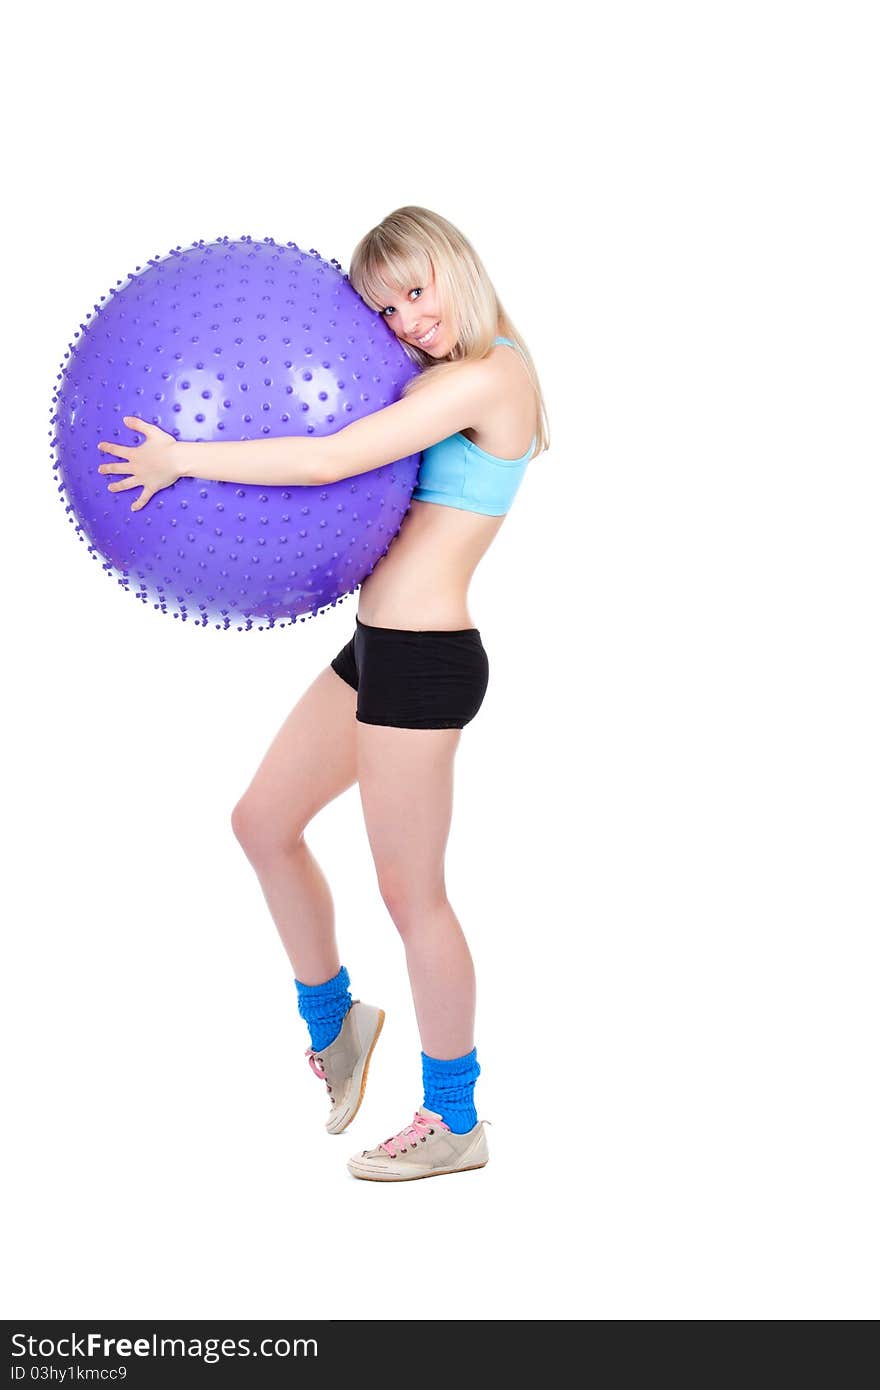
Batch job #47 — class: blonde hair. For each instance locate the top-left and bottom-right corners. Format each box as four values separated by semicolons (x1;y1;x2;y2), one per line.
348;205;550;458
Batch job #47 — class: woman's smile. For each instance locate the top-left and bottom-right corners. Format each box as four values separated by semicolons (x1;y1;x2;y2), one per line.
414;321;440;347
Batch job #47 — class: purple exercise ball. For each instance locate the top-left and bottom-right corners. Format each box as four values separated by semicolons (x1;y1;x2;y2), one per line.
49;234;422;630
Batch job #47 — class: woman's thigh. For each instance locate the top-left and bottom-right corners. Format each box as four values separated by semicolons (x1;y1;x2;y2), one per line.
231;664;358;853
356;722;461;916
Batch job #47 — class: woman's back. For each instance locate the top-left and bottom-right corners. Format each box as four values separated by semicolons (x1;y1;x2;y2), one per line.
357;338;538;629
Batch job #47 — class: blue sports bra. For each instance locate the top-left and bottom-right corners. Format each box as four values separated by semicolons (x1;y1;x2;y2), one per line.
410;336;537;516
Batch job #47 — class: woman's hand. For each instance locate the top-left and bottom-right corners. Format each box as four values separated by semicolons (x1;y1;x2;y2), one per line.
97;416;182;512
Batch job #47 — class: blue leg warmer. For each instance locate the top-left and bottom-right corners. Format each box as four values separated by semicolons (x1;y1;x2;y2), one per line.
421;1047;481;1133
294;965;352;1050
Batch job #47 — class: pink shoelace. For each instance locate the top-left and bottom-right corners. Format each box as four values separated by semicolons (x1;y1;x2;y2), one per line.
306;1048;333;1095
380;1111;450;1158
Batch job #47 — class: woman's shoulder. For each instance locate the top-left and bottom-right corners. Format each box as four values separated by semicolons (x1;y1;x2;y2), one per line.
467;341;538;454
486;336;529;375
485;336;533;391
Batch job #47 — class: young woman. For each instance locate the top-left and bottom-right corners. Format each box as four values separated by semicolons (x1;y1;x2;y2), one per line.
97;206;550;1181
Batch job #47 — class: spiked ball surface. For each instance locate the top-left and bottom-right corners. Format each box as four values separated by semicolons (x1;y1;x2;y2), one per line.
49;235;421;630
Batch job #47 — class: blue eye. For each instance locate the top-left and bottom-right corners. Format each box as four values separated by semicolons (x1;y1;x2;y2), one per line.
381;288;422;317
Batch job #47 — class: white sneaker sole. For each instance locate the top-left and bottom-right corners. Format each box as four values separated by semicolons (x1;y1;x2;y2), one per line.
347;1158;488;1182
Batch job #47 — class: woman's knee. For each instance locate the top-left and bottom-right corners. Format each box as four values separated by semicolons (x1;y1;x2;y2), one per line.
230;793;306;860
375;865;447;933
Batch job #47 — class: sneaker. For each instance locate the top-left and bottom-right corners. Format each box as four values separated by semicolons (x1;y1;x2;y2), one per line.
305;1000;385;1135
347;1106;489;1181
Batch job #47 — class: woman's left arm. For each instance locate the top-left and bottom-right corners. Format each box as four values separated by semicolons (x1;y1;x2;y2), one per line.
97;359;498;510
98;422;333;508
319;357;497;482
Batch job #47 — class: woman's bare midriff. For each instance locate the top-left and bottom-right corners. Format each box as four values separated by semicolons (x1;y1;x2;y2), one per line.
355;499;506;630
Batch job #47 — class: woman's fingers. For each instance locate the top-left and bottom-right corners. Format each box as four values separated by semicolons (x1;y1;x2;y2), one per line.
97;441;131;461
96;417;172;512
123;415;154;434
109;478;152;510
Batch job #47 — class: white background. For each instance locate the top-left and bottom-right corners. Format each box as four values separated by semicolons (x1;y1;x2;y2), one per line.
3;0;877;1321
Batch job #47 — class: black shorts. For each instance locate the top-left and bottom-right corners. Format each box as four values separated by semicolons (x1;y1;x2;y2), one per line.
330;617;490;729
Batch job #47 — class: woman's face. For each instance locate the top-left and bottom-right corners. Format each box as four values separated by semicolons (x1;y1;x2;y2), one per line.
377;265;449;357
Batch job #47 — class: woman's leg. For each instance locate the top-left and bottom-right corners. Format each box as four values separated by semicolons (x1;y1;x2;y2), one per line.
355;723;475;1059
230;665;357;983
